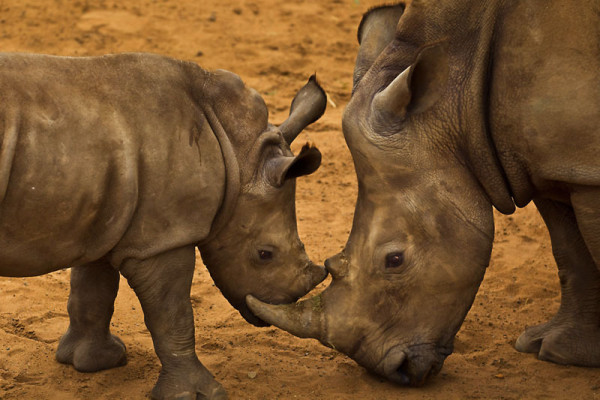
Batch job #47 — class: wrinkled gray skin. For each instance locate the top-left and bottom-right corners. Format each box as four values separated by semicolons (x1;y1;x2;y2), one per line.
0;52;328;399
248;0;600;387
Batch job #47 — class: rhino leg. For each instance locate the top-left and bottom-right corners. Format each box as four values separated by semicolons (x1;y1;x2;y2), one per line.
56;259;127;372
515;198;600;366
571;187;600;267
120;245;227;400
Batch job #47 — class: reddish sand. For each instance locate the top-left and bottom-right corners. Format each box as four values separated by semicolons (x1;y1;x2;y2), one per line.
0;0;598;399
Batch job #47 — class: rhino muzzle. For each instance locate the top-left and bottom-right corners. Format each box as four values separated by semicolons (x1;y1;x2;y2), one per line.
376;344;450;387
246;288;453;387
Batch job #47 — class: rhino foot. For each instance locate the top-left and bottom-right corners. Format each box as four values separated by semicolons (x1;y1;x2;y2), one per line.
516;319;600;367
150;361;228;400
56;329;127;372
151;385;227;400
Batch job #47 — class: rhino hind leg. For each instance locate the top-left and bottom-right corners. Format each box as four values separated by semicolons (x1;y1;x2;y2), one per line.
56;259;127;372
120;245;227;400
515;198;600;366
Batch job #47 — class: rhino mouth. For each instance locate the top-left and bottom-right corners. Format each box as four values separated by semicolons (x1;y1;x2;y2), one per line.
378;344;452;387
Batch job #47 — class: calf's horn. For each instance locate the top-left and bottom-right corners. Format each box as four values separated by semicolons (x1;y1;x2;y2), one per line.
246;294;324;340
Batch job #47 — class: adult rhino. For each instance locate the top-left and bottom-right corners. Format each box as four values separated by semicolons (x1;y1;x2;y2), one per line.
249;0;600;387
0;52;328;399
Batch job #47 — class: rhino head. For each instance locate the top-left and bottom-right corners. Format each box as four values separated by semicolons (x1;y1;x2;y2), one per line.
198;70;328;326
247;3;500;386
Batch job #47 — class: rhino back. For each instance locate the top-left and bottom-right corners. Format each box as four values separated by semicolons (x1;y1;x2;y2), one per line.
0;53;225;276
490;0;600;203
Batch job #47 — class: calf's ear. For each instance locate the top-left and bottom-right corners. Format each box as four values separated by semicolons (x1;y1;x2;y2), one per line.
265;144;322;187
279;75;327;145
372;42;449;120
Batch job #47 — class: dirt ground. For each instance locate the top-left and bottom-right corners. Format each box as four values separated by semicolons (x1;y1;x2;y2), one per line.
0;0;598;399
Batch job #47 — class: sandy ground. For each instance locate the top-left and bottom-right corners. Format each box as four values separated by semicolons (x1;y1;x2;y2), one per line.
0;0;598;399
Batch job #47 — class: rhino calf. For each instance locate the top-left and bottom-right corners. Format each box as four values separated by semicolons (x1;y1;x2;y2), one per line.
0;52;327;399
249;0;600;388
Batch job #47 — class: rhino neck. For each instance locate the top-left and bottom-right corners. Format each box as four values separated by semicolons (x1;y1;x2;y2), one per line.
456;0;516;215
394;0;516;214
198;105;241;245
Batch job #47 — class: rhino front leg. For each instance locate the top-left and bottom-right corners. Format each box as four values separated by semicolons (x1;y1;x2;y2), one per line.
56;259;127;371
515;198;600;366
571;186;600;266
120;245;227;400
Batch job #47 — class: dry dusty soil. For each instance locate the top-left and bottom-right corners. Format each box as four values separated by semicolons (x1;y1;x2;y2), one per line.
0;0;599;399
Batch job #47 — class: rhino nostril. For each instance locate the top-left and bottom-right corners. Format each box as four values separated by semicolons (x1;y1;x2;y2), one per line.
381;348;409;385
398;360;437;387
393;360;411;386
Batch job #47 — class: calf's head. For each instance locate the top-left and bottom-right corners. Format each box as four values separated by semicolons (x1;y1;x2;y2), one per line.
248;7;497;386
198;71;328;326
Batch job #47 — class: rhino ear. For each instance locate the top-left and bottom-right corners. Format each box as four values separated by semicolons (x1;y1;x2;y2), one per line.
279;75;327;145
354;3;406;89
372;42;449;120
265;144;322;187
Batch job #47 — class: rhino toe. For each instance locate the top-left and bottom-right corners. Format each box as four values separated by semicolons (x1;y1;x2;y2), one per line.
203;384;228;400
515;327;544;354
149;360;228;400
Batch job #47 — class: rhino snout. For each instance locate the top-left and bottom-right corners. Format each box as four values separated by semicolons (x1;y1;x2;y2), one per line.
376;344;450;387
324;252;348;279
308;262;328;287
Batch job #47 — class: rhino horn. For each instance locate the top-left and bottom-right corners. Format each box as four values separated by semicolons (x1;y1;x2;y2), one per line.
372;65;413;119
372;42;449;120
246;294;324;340
279;75;327;145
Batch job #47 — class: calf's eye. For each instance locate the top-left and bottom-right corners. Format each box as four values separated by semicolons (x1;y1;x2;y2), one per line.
385;252;404;269
258;250;273;260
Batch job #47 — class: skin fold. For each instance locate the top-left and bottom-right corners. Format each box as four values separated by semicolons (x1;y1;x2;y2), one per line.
0;52;328;399
248;0;600;387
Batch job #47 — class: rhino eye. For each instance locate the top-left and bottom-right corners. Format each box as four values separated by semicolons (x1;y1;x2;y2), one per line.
385;252;404;269
258;250;273;261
